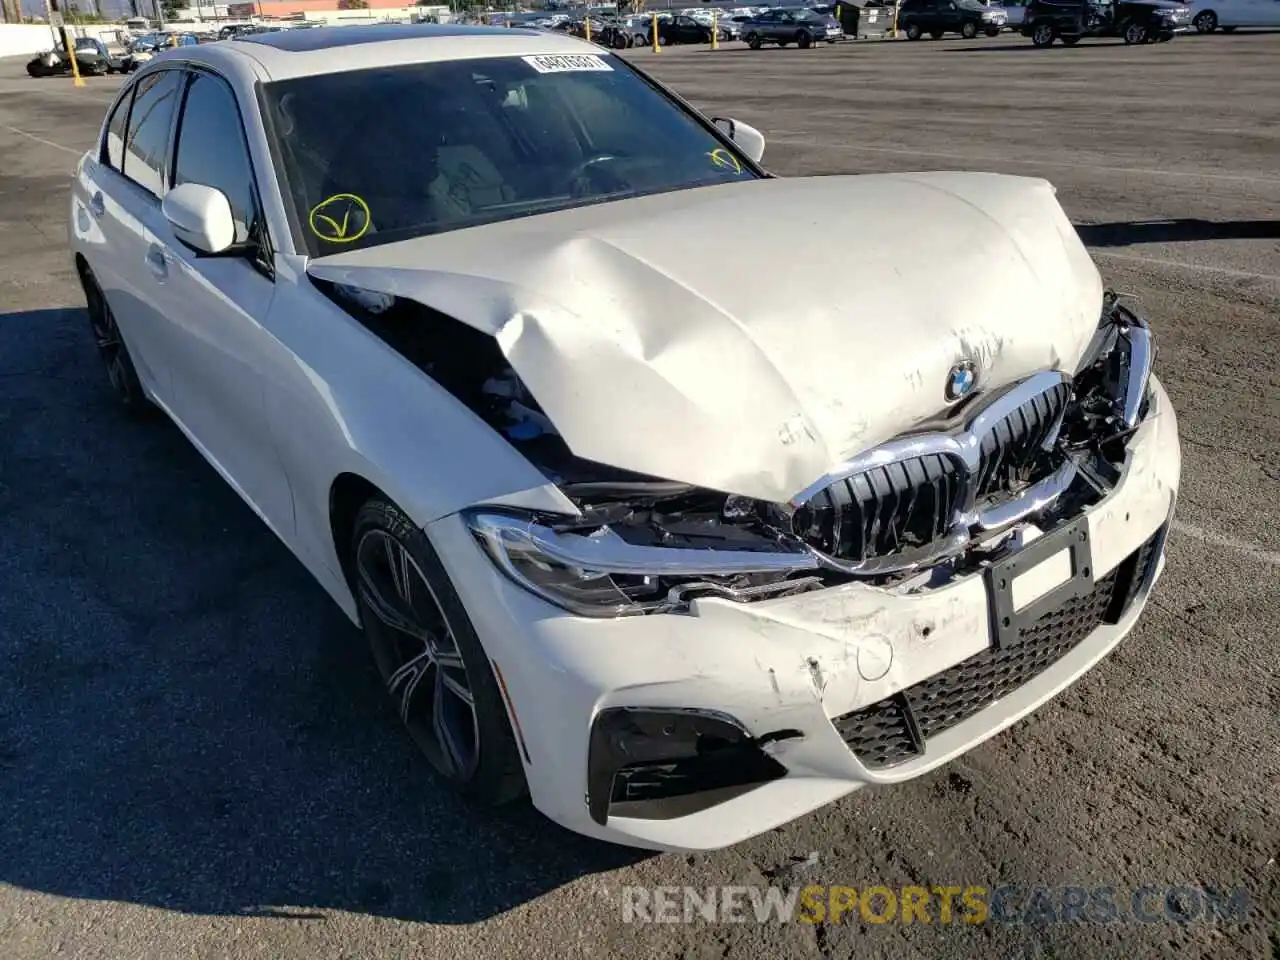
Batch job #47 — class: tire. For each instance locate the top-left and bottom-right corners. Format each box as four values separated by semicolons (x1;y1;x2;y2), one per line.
905;21;922;38
351;497;527;807
961;20;978;37
747;31;762;47
612;33;627;48
798;29;812;47
1193;10;1216;31
1123;20;1147;43
929;28;944;38
78;263;150;415
26;61;42;78
1031;21;1055;45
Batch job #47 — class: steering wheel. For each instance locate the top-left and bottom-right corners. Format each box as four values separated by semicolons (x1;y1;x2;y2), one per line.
567;153;631;197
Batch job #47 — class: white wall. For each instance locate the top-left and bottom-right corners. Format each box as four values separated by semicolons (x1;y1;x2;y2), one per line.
0;23;130;59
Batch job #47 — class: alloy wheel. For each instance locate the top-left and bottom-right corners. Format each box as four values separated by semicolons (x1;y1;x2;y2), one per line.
84;279;142;406
1193;10;1216;31
355;528;481;781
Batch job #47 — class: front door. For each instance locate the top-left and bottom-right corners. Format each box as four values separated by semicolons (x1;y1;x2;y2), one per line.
144;67;294;538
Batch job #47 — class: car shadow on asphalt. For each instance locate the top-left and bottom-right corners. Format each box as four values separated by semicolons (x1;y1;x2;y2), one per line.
0;307;651;925
1075;218;1280;246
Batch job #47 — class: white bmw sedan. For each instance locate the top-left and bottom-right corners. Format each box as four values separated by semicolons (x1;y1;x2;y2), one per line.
69;24;1180;851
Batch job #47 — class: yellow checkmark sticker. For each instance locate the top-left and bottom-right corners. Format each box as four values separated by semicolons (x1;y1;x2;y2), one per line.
708;148;743;175
308;193;371;244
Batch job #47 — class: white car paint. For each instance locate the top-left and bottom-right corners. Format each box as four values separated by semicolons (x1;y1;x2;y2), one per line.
308;172;1102;504
68;25;1180;851
1186;0;1280;28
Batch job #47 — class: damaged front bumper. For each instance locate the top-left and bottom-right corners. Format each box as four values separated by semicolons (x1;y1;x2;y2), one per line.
426;376;1180;851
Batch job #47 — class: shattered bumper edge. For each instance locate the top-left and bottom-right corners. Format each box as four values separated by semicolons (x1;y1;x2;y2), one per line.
427;377;1180;852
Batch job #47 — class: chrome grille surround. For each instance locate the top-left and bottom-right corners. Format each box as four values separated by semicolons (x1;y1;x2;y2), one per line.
787;370;1076;575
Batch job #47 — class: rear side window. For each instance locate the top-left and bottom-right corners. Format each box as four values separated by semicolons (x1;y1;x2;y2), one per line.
103;90;131;171
122;69;183;197
171;72;260;245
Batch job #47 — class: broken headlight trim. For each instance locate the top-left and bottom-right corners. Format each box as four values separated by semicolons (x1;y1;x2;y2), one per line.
466;510;820;618
1075;291;1155;429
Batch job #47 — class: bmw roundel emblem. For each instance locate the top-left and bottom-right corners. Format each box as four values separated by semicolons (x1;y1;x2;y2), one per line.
945;360;978;402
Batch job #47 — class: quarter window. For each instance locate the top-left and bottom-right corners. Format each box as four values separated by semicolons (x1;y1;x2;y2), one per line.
122;69;183;197
171;72;260;245
103;89;131;171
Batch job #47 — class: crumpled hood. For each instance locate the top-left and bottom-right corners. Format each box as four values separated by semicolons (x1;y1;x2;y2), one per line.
308;172;1103;503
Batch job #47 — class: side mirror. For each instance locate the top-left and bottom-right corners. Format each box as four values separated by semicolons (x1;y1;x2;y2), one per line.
162;182;236;255
712;117;767;165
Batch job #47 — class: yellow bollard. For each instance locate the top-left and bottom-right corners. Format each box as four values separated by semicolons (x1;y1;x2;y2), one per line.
585;17;591;42
890;1;899;36
63;26;85;88
651;12;660;51
711;10;718;49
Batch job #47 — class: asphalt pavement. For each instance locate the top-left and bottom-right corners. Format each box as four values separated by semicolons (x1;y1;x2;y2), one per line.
1;30;1277;960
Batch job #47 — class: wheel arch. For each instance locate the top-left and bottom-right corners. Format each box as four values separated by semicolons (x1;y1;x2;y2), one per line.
329;471;387;597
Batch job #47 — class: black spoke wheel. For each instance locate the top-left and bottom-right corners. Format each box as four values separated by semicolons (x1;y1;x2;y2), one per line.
352;498;526;805
1193;10;1216;31
80;266;149;413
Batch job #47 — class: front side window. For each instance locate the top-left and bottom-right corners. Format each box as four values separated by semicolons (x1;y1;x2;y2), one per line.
122;69;183;197
264;56;761;257
171;71;260;245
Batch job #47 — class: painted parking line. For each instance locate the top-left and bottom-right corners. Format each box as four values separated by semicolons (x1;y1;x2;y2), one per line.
768;137;1280;187
2;124;82;156
1092;250;1280;284
1172;522;1280;567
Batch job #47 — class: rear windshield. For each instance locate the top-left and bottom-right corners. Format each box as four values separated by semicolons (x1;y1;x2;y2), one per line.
262;54;761;257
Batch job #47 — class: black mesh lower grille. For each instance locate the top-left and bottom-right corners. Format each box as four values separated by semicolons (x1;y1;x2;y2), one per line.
833;528;1163;771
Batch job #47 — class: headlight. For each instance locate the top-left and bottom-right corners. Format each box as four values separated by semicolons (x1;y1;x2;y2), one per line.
1074;292;1154;429
467;511;820;617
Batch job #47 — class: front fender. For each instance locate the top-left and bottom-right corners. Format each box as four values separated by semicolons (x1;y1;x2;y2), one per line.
260;264;576;602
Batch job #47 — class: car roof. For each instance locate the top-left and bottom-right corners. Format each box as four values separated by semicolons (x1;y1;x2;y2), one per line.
159;23;611;83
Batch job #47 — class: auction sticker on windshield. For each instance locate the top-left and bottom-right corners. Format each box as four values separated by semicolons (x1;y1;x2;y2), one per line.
522;54;613;73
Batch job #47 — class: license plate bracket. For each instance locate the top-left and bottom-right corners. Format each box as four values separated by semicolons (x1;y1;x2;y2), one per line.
985;516;1095;651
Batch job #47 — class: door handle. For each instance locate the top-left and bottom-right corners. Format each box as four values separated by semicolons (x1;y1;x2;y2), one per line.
145;244;169;281
89;191;105;218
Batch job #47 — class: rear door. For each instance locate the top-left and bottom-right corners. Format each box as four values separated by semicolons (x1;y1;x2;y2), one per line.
1255;0;1280;26
77;67;185;403
938;0;965;28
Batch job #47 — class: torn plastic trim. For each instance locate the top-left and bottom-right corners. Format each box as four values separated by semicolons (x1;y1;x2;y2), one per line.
1121;324;1153;431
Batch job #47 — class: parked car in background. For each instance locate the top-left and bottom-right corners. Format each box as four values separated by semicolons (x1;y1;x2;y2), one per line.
992;0;1032;25
655;13;716;43
900;0;1009;37
26;36;124;77
742;7;844;46
1185;0;1280;31
1023;0;1190;44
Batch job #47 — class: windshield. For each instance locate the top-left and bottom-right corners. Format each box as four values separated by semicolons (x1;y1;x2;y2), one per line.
264;55;760;257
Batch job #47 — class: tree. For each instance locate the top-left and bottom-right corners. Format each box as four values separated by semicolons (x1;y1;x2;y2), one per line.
337;0;370;8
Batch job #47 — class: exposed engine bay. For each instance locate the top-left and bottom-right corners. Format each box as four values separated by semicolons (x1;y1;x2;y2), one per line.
319;278;1153;613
